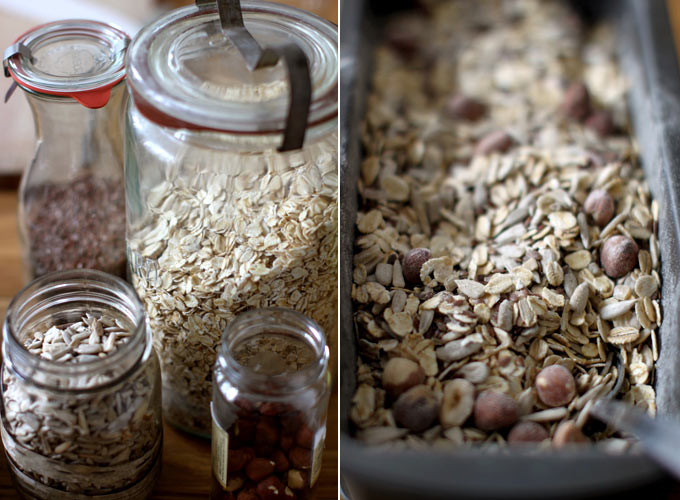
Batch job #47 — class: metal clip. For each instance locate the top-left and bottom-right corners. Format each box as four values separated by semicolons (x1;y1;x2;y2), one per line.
196;0;311;151
3;42;34;103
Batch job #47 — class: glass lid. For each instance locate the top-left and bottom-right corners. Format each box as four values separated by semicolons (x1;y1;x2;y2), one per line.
4;20;129;108
126;0;338;133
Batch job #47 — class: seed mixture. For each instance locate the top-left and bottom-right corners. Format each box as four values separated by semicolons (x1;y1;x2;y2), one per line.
24;175;126;279
234;335;316;376
2;313;161;494
129;135;338;434
350;0;659;450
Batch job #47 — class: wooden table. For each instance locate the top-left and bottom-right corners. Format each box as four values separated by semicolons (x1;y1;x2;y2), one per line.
0;190;338;499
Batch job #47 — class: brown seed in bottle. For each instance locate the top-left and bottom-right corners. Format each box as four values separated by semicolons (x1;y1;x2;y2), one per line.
445;94;487;121
600;235;639;278
256;418;280;448
272;450;290;472
227;449;251;472
561;82;591;120
236;490;259;500
474;130;515;156
280;435;294;451
289;447;312;469
256;476;293;499
287;469;307;490
553;421;588;448
584;189;615;227
382;357;425;398
245;458;276;481
402;248;432;286
535;364;576;407
393;384;439;433
507;421;550;444
295;425;315;449
473;391;519;431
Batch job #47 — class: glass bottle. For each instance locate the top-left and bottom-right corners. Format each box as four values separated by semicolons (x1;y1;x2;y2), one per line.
1;270;162;499
3;20;129;280
125;0;338;436
211;308;331;500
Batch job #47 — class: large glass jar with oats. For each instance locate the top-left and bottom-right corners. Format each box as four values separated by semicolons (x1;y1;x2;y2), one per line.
1;270;162;499
124;0;338;436
211;308;331;500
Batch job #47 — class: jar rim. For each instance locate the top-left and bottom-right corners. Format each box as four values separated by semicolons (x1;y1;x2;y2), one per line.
217;307;329;395
5;20;129;108
3;270;148;390
126;1;338;134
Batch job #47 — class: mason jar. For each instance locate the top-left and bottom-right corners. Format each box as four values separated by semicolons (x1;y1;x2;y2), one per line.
125;0;338;436
211;308;331;500
1;270;162;499
3;20;129;280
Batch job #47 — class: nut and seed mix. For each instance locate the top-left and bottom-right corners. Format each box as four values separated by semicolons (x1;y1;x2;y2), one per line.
2;313;160;494
350;0;659;450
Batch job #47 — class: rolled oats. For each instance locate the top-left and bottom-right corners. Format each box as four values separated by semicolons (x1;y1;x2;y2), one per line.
129;136;337;434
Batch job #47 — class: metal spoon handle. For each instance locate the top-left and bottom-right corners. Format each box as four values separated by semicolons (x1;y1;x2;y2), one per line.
591;399;680;480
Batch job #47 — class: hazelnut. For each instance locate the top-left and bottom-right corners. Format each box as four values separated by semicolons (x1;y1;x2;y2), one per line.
237;490;259;500
474;130;515;156
393;384;439;433
553;421;588;448
585;110;615;137
259;402;291;416
227;449;251;473
473;391;518;431
600;235;639;278
256;476;292;499
445;94;487;121
256;418;280;448
560;82;591;120
245;458;275;481
382;357;425;398
272;449;290;472
439;379;475;429
287;469;308;490
584;189;615;227
535;364;576;407
288;447;311;469
295;425;315;449
280;435;294;451
402;248;432;286
507;421;549;444
233;419;256;446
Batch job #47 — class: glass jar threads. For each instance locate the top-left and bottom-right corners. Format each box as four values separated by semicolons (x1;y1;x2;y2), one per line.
125;0;338;436
211;308;331;500
3;20;129;280
1;270;162;499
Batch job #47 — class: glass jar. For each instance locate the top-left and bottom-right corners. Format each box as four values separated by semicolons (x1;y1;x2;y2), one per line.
1;270;162;499
211;308;331;500
125;1;338;436
3;20;129;280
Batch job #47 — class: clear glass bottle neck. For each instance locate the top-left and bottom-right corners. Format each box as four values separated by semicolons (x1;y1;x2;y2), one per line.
2;270;149;392
216;308;329;396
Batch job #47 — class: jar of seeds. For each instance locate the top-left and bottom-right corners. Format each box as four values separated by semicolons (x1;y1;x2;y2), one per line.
0;270;162;499
3;20;129;280
125;0;338;436
211;308;331;500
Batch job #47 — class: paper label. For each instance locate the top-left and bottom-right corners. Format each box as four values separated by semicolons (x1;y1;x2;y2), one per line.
211;403;229;489
310;425;326;487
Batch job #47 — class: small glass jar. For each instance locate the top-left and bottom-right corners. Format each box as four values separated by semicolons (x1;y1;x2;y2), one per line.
125;1;338;436
1;270;162;499
4;20;129;280
211;308;331;500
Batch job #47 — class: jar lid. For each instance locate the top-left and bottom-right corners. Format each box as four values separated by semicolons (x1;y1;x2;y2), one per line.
3;20;129;108
126;1;338;135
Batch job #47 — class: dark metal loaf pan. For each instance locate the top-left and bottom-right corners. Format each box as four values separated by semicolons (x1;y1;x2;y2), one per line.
340;0;680;498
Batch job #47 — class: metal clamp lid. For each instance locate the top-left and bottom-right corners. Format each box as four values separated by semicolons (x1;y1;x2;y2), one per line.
3;29;130;108
196;0;312;151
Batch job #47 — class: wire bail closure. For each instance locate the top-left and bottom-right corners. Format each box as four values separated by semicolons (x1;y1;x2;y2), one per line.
196;0;312;151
